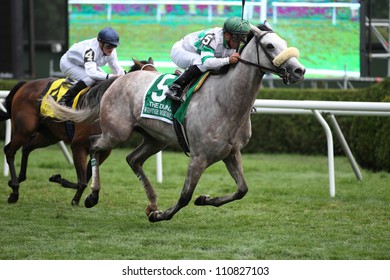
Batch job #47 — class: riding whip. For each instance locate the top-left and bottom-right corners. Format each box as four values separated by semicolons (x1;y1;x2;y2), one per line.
237;0;246;53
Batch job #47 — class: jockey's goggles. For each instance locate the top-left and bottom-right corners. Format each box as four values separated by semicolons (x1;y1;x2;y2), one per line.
231;33;247;43
103;42;117;49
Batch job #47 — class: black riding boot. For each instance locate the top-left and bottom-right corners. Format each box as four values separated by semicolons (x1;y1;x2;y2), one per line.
60;80;88;107
165;65;202;102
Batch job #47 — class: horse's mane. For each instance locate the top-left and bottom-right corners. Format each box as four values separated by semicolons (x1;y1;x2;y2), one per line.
78;60;152;109
78;78;118;109
239;23;272;54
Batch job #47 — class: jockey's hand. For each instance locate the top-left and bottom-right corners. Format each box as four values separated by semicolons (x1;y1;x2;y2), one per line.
229;53;240;64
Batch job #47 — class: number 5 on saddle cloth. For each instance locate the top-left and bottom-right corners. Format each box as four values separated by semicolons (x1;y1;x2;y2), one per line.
141;72;210;154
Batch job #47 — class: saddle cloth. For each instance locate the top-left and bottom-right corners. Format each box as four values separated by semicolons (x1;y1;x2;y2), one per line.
141;72;210;124
40;78;89;118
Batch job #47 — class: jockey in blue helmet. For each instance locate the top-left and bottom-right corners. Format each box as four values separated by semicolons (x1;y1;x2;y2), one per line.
59;27;124;106
97;27;120;47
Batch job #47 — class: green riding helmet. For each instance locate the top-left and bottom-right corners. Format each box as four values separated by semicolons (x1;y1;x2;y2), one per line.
223;17;251;42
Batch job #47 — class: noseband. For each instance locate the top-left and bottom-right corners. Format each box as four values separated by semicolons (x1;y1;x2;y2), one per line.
238;31;295;84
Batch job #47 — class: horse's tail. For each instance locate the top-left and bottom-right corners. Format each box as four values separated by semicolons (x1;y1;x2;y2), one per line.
0;80;27;121
45;95;100;123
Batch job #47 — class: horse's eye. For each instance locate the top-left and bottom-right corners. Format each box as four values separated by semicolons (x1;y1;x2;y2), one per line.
267;44;274;49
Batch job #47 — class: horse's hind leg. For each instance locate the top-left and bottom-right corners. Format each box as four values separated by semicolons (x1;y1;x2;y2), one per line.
84;104;136;208
19;131;59;183
4;116;41;203
149;155;207;222
70;147;111;206
126;135;166;217
3;129;41;203
84;129;130;208
84;149;100;208
194;151;248;207
4;142;21;203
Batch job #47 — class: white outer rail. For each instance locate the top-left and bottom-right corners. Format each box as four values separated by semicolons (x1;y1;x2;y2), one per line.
253;99;390;197
253;99;390;112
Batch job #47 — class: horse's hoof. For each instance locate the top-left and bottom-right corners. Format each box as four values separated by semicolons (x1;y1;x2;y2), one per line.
145;204;158;217
84;193;99;208
148;210;162;222
194;195;209;206
49;174;62;183
7;193;19;204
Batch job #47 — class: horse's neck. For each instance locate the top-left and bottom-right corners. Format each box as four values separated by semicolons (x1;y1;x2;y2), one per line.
223;53;265;110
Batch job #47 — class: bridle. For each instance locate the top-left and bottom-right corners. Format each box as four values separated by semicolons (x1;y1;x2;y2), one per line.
141;63;157;71
238;31;290;84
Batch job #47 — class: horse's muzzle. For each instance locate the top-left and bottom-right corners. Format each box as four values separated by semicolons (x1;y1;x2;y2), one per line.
285;67;306;85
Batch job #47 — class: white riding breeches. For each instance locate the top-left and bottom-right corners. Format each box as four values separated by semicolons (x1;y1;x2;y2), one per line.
60;56;100;86
170;40;207;72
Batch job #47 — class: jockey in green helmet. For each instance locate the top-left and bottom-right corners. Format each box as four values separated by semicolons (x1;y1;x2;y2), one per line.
165;17;252;102
223;16;251;45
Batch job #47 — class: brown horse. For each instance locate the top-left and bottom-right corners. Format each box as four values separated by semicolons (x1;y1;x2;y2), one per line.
0;57;156;205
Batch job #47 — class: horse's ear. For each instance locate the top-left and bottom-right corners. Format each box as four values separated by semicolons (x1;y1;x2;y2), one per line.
256;21;273;32
250;24;262;36
132;58;141;67
264;20;273;31
148;57;154;64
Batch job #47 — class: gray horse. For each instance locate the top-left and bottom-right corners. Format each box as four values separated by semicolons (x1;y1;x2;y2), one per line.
47;23;305;222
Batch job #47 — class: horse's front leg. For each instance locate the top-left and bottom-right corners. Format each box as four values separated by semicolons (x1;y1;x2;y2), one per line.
84;151;100;208
194;151;248;207
149;156;207;222
69;144;89;206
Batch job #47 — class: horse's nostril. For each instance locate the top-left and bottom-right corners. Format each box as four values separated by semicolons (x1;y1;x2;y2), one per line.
294;68;305;76
278;67;287;76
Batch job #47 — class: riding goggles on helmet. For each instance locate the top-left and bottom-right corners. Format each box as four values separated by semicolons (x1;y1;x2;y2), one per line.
103;42;117;49
231;33;248;43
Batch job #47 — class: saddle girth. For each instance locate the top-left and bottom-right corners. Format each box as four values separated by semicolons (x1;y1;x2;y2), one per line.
171;101;190;156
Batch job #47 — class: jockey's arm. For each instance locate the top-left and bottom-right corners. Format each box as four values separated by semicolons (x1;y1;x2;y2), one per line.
108;60;125;76
200;46;231;70
84;61;114;80
201;55;230;70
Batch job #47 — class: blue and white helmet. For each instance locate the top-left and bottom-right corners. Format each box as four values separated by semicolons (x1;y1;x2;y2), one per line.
97;27;120;46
